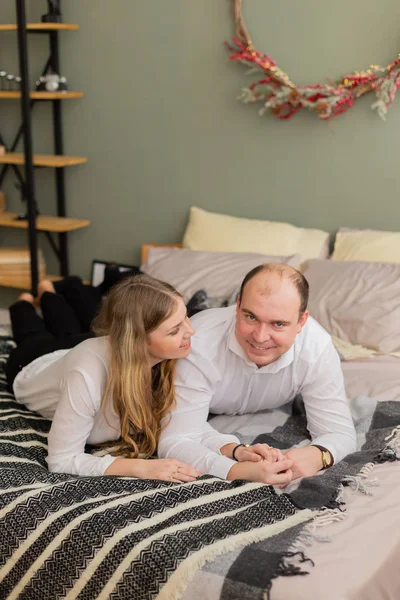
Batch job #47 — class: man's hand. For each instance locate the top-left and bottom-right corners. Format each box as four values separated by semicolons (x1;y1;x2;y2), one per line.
220;442;285;463
226;458;293;486
283;446;323;480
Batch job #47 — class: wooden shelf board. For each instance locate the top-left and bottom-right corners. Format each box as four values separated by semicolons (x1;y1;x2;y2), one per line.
0;153;87;167
0;212;90;232
0;91;83;100
0;273;61;290
0;23;79;31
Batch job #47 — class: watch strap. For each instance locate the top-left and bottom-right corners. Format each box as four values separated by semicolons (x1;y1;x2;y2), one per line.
311;445;333;469
232;443;250;461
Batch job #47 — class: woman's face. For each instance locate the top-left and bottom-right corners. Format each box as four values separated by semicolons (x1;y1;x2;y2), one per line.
147;297;195;366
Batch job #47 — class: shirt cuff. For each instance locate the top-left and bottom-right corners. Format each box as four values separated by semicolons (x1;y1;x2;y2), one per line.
207;434;240;455
310;437;338;463
209;454;237;480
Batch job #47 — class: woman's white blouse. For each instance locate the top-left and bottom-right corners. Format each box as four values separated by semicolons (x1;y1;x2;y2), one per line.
13;336;119;476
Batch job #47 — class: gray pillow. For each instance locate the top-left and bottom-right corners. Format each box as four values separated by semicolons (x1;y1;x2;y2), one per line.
303;259;400;353
141;247;301;302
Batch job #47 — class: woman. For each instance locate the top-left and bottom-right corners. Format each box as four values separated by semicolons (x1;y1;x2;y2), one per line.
7;274;200;482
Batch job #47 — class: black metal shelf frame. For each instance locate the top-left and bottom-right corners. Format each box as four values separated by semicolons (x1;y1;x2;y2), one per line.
0;0;71;295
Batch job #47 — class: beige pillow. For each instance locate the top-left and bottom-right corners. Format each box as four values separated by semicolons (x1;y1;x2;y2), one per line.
182;206;329;262
141;247;301;302
332;228;400;263
303;259;400;354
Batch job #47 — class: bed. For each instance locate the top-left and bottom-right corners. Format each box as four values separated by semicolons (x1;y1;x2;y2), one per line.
0;208;399;599
141;212;400;600
181;360;400;600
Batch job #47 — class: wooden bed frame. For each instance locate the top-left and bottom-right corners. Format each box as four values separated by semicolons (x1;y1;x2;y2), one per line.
141;243;182;263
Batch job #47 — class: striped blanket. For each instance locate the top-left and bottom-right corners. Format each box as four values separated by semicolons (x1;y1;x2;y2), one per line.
0;337;399;600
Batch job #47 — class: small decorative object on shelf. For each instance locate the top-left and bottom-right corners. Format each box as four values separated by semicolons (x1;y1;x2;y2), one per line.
0;190;5;213
6;74;15;90
36;72;68;92
0;145;5;156
41;0;62;23
0;72;22;91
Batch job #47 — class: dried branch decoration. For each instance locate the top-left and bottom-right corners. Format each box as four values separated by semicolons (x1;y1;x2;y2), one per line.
227;0;400;120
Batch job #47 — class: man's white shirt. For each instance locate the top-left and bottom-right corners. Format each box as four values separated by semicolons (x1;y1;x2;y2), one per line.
158;305;357;479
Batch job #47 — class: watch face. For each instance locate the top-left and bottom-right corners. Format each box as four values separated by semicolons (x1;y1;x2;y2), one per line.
323;451;332;467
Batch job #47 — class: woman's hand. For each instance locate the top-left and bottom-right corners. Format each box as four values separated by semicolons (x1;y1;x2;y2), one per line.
141;459;202;482
226;458;293;486
105;457;201;482
220;442;285;463
235;443;286;463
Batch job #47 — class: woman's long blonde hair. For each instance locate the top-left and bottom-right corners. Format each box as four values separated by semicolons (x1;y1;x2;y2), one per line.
92;274;183;458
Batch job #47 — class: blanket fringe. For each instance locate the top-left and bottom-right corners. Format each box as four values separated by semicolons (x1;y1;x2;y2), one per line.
374;425;400;463
263;551;314;600
290;507;347;553
342;461;379;495
274;450;391;591
270;506;349;598
335;483;346;504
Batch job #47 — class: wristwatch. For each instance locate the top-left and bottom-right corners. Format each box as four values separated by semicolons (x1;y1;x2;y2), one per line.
232;443;250;461
312;445;333;469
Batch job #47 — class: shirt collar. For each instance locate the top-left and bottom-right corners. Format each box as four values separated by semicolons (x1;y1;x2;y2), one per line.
228;319;295;373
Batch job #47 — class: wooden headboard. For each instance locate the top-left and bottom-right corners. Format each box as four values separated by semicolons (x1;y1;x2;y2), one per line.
141;243;182;263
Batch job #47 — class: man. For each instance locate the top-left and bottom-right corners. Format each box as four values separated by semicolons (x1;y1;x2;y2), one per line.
158;263;357;485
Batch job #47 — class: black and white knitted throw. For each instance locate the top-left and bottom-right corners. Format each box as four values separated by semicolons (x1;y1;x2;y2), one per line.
0;338;399;600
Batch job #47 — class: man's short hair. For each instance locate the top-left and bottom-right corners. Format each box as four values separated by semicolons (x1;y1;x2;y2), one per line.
238;263;309;315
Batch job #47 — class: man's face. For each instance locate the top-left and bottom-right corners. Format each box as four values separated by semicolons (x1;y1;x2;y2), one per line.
235;272;308;367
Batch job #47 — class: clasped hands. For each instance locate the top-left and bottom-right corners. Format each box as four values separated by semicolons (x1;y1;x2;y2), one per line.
225;443;323;486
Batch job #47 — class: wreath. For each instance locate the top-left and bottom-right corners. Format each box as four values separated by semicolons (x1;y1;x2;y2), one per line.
227;0;400;120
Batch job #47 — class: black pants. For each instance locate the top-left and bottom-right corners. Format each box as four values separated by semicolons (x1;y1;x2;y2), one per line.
6;277;99;389
6;269;141;390
52;275;102;333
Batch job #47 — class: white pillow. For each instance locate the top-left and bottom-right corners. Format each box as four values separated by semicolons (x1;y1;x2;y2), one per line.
141;247;301;302
182;206;330;262
332;227;400;263
303;259;400;354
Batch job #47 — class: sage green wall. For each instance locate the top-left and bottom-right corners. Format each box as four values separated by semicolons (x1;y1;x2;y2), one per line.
1;0;400;307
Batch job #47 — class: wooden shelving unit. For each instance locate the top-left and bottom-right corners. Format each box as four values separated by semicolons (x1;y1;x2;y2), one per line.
0;91;83;99
0;153;87;167
0;272;62;289
0;23;79;31
0;3;88;293
0;211;90;232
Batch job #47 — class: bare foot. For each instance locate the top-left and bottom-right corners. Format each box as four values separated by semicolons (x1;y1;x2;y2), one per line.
34;279;56;307
19;292;35;304
38;279;56;296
